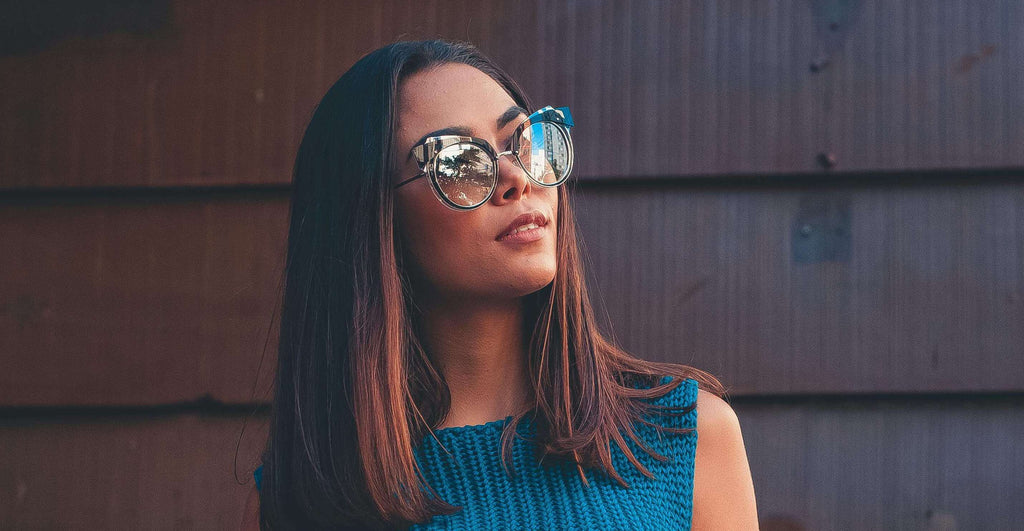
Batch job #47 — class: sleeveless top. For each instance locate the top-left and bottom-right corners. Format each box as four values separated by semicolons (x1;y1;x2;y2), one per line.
254;376;699;530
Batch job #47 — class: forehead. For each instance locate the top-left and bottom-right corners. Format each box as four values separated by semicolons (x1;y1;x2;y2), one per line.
396;63;519;139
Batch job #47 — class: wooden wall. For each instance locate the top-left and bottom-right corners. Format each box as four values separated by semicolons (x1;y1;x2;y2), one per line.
2;1;1021;528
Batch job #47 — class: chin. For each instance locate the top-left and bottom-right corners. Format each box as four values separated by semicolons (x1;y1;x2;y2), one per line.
505;264;557;297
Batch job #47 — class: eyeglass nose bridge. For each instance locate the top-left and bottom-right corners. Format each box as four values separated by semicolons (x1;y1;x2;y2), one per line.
493;149;519;170
494;148;557;188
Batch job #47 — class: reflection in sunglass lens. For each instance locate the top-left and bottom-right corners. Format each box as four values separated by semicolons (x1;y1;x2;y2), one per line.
518;122;572;185
433;144;495;207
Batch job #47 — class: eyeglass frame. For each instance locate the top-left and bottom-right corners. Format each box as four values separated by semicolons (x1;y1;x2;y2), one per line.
393;105;575;211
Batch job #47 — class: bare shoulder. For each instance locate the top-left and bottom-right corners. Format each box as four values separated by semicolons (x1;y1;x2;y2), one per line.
695;388;738;429
692;388;760;530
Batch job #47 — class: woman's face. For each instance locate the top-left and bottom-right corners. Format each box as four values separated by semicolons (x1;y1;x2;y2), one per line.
392;63;558;302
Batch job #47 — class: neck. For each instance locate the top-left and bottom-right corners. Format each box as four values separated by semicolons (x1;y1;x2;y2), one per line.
416;294;532;429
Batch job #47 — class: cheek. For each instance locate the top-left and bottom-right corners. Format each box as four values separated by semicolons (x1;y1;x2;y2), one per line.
396;196;480;280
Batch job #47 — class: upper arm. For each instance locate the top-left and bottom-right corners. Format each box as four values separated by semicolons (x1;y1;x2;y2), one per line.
238;484;260;531
691;388;759;530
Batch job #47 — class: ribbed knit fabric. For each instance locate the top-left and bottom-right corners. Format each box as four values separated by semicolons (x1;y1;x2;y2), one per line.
254;376;699;530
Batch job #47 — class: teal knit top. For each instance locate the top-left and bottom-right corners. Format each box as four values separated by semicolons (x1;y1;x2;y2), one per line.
254;376;699;529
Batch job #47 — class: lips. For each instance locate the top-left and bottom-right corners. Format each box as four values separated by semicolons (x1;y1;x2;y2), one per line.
496;210;548;240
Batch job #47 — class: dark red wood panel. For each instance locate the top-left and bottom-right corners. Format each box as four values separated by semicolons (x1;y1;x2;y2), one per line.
1;400;1020;529
2;2;1020;529
2;1;1022;189
0;193;284;406
737;397;1024;530
3;179;1021;405
0;413;268;529
575;179;1024;394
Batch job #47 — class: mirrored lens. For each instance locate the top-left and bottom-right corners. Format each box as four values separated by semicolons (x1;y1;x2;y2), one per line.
432;143;495;207
518;122;572;185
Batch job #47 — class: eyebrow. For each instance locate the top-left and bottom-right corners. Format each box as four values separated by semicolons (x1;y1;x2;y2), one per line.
406;105;529;162
497;105;529;130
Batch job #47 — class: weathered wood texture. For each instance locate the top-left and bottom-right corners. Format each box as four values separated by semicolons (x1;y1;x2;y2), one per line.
1;1;1021;529
0;192;284;406
738;397;1024;530
2;180;1021;406
2;0;1022;188
2;400;1020;529
575;179;1024;395
0;413;269;529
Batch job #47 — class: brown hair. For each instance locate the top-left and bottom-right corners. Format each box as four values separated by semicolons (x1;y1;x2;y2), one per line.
256;39;725;530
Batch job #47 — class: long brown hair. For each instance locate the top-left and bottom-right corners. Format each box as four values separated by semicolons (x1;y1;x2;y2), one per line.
257;39;725;530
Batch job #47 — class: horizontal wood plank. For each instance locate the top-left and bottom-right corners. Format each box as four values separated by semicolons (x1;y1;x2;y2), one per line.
2;179;1021;404
2;0;1022;189
0;412;268;529
736;397;1024;530
1;399;1020;528
0;193;284;405
575;178;1024;393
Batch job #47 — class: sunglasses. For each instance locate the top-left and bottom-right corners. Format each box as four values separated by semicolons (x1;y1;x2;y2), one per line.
394;106;574;210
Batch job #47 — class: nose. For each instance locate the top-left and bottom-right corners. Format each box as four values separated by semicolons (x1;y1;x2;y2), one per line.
490;152;532;205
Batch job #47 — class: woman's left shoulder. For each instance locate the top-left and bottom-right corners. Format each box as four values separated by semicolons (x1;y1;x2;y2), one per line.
694;387;739;434
691;386;759;529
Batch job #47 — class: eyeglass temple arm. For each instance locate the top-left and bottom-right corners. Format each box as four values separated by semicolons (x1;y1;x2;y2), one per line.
394;142;431;189
395;172;424;189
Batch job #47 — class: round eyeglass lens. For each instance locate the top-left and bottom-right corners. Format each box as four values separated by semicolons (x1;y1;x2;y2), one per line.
518;122;572;185
432;143;495;207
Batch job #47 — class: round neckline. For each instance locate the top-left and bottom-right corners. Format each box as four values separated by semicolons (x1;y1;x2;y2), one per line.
430;413;516;435
423;378;689;436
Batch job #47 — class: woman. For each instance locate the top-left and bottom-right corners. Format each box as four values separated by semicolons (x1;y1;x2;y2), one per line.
242;39;757;530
